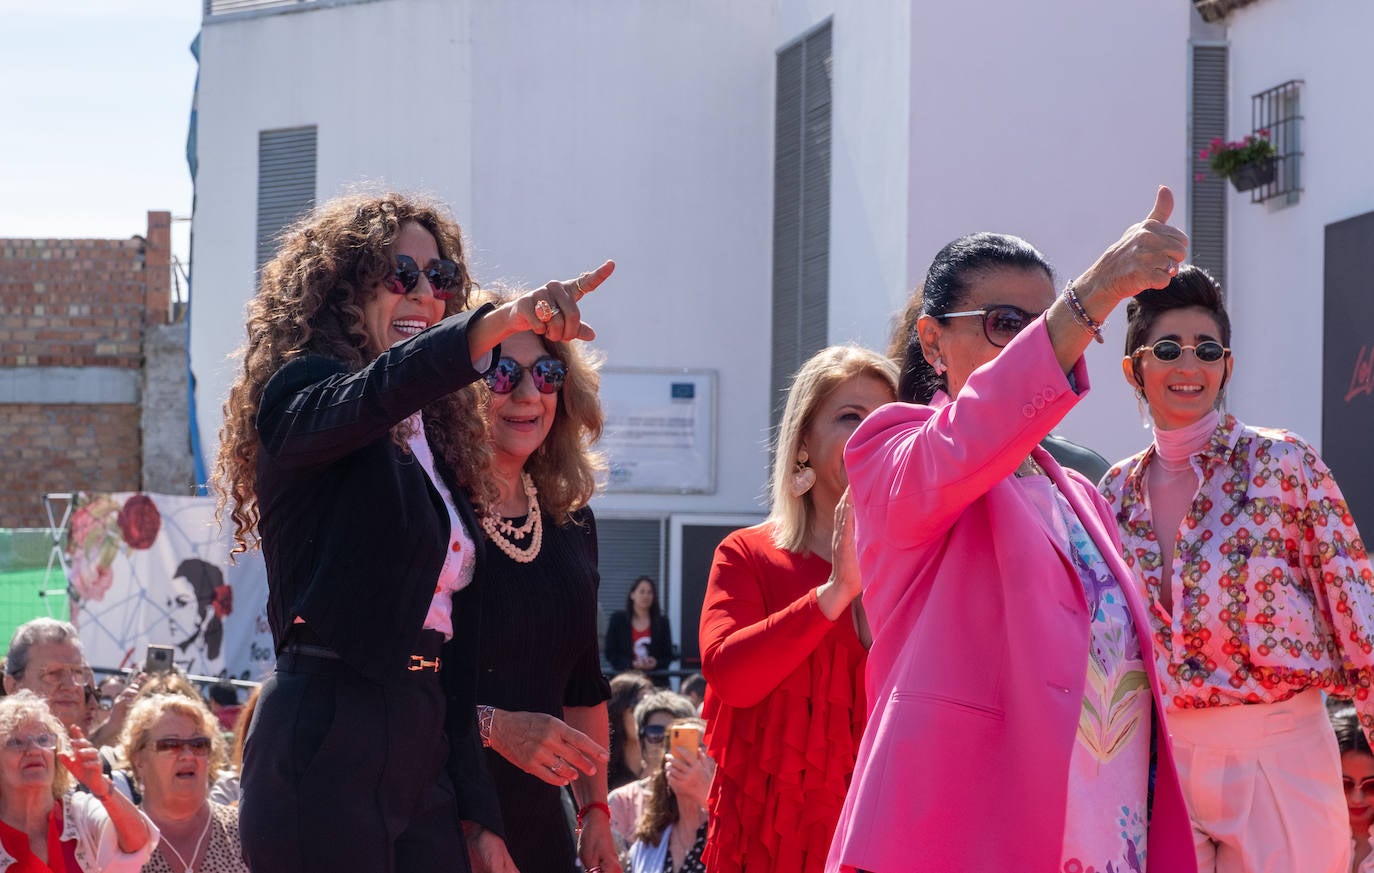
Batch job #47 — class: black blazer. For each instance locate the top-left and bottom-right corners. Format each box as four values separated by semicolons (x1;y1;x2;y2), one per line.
603;610;674;676
254;304;502;832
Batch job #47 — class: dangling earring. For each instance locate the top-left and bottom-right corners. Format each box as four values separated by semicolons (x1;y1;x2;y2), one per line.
790;449;816;498
931;356;947;376
1135;387;1152;429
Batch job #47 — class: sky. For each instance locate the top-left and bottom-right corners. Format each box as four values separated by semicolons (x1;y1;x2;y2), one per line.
0;1;203;285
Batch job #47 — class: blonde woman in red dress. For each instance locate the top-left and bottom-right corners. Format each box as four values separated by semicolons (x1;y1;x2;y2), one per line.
699;345;897;873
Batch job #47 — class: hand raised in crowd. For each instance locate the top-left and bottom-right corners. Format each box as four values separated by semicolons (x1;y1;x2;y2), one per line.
665;744;716;811
1074;186;1190;305
58;725;111;795
500;260;616;343
88;672;144;749
488;708;609;787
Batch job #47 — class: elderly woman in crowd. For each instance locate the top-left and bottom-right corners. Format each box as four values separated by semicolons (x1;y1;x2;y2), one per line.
828;189;1198;873
467;297;617;873
608;691;698;857
213;190;612;873
121;693;245;873
1098;266;1374;873
699;344;898;873
0;691;155;872
626;717;713;873
606;672;656;793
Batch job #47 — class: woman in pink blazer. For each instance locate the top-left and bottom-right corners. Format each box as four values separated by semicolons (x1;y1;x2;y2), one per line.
827;188;1198;873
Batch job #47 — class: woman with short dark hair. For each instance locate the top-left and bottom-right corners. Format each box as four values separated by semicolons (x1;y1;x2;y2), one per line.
1100;264;1374;873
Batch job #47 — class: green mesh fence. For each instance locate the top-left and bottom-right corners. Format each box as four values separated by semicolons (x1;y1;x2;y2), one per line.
0;530;70;650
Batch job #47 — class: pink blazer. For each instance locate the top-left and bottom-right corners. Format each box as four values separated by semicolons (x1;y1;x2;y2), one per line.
826;321;1195;873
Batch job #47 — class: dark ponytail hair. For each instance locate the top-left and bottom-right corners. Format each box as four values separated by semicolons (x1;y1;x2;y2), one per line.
897;233;1053;403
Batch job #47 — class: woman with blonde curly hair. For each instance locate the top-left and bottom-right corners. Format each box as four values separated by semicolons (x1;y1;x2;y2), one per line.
698;345;897;873
0;691;154;872
212;191;613;873
120;693;245;872
466;288;620;873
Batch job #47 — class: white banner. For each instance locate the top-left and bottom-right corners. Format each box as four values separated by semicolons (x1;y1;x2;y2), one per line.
65;492;273;682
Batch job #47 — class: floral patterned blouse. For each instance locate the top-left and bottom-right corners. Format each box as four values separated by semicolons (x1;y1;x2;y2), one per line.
1099;414;1374;742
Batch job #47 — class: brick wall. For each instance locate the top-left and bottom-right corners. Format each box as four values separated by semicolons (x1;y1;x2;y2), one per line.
0;405;142;526
0;211;186;528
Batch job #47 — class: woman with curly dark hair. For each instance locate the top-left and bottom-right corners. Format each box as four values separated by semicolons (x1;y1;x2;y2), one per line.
212;190;613;873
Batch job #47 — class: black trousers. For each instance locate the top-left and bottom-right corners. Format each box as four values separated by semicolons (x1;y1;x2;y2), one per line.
239;652;469;873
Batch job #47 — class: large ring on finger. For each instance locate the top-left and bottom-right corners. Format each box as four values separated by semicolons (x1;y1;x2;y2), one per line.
534;299;560;323
1165;258;1179;274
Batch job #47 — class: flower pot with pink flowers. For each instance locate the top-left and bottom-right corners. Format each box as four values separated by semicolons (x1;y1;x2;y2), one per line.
1202;130;1277;192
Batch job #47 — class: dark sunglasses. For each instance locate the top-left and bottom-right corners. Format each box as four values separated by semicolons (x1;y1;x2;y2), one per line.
941;304;1038;348
1346;776;1374;797
639;724;667;744
151;736;213;757
484;356;567;395
389;254;463;302
1132;339;1229;364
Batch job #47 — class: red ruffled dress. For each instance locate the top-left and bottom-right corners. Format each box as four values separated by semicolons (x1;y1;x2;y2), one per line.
699;523;867;873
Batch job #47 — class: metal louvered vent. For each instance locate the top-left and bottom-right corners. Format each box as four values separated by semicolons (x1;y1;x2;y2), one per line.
1190;44;1228;290
256;126;317;275
770;22;832;430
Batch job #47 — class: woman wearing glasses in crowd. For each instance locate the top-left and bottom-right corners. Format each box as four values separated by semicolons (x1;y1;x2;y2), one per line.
466;292;618;873
828;189;1197;873
0;691;155;872
214;191;612;873
121;694;245;873
700;344;898;873
608;691;697;858
1097;266;1374;873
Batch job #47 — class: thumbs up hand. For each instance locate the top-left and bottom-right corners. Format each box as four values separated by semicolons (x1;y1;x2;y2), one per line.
1075;186;1191;305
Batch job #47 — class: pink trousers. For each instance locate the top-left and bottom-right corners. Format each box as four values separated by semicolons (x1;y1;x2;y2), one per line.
1168;690;1349;873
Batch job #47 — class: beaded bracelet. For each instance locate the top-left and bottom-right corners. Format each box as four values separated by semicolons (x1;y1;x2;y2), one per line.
1063;282;1106;344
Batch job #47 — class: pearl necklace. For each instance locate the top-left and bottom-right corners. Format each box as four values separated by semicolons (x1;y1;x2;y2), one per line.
153;803;212;873
481;472;543;563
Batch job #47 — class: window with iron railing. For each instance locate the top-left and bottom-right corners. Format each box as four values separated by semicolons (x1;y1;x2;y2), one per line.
1250;79;1303;205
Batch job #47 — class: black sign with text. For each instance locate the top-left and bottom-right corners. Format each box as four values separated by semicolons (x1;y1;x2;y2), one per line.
1323;210;1374;531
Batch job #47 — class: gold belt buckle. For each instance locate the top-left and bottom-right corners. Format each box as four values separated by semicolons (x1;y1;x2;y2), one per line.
408;655;441;672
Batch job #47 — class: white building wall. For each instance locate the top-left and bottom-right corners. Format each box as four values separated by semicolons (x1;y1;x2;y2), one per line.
900;0;1192;465
465;0;776;516
1223;0;1374;450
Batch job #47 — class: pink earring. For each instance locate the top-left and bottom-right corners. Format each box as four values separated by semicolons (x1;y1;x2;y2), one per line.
790;449;816;498
932;356;947;376
1135;387;1152;429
